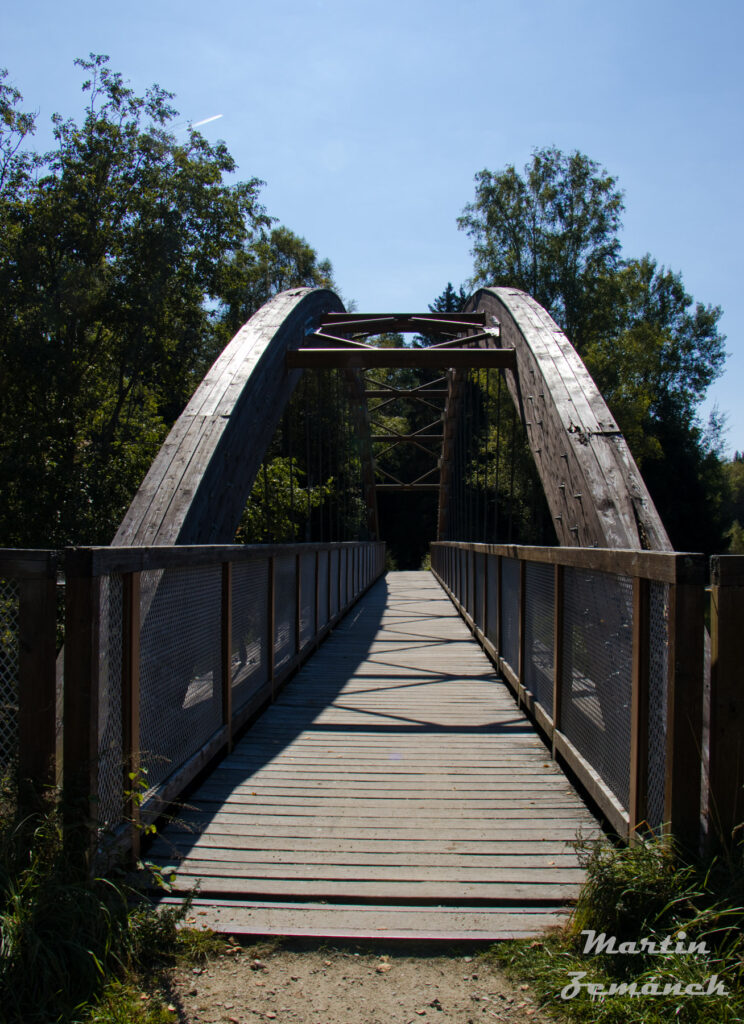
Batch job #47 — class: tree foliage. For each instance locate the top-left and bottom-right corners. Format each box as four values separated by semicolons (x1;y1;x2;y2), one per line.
217;225;336;341
459;147;729;552
458;147;623;351
0;57;336;547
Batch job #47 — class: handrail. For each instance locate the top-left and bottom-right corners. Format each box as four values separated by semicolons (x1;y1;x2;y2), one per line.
0;541;385;862
431;541;708;851
3;542;740;858
63;540;385;860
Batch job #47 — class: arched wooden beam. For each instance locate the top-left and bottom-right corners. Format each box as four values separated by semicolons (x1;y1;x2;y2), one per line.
439;287;671;550
114;288;344;546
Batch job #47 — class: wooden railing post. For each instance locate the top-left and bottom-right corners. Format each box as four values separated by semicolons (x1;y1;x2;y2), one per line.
314;550;320;636
708;555;744;849
496;554;503;660
518;559;527;704
336;547;342;617
552;563;564;757
327;547;332;623
268;555;276;699
17;555;58;805
221;562;233;753
665;563;705;852
295;553;302;654
122;571;141;857
629;577;650;841
482;551;488;636
63;549;100;867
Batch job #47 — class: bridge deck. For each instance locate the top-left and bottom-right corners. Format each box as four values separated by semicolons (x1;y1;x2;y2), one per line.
152;571;601;939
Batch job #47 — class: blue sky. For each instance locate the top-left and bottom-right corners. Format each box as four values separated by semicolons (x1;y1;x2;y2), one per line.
4;0;743;452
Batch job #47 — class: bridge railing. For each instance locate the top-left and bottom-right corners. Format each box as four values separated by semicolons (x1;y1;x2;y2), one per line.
0;551;58;798
1;541;384;853
64;540;385;852
431;541;711;849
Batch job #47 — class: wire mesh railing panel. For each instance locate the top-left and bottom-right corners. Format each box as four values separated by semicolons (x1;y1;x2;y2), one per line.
300;552;316;649
97;574;124;828
561;568;633;810
317;550;330;629
329;550;339;618
647;582;669;830
501;557;520;673
231;559;269;712
486;554;498;647
524;562;555;716
0;577;19;773
474;552;485;627
274;554;297;671
138;565;223;793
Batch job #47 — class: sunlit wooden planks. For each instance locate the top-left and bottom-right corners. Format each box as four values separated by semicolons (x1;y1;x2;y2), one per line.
150;571;601;939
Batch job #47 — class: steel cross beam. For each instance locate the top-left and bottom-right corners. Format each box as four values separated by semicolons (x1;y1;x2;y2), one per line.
292;310;509;497
286;348;516;369
318;311;494;337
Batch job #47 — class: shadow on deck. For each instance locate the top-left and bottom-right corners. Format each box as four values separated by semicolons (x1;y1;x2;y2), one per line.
151;571;601;940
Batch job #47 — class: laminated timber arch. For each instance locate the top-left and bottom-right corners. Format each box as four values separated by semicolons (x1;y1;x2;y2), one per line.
445;286;672;550
113;283;671;552
114;287;344;546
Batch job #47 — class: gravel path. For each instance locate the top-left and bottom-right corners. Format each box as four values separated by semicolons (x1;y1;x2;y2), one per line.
157;940;554;1024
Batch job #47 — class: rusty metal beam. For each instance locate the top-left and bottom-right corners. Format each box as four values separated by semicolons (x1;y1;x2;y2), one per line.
373;434;443;442
321;312;487;335
376;484;441;492
307;330;376;349
428;331;498;349
287;349;517;370
364;389;448;398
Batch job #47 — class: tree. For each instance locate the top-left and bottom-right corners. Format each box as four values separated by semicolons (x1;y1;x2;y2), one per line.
217;225;336;340
458;147;624;351
458;148;728;552
721;453;744;552
0;56;334;548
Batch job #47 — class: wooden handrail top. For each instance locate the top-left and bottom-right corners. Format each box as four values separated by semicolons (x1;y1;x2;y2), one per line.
62;541;383;578
0;549;59;579
431;541;706;586
710;554;744;587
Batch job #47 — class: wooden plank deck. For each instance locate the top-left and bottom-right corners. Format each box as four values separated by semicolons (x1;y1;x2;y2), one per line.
151;571;601;939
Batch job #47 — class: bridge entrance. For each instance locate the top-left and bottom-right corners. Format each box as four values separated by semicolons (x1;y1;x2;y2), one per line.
2;286;732;942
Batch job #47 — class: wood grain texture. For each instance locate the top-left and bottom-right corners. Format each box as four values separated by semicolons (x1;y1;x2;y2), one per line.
113;288;344;546
461;288;672;551
150;571;600;938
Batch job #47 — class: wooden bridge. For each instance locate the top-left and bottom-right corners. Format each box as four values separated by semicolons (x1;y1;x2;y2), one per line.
152;571;598;939
1;286;741;940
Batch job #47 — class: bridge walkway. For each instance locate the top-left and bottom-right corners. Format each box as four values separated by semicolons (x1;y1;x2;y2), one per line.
151;571;601;940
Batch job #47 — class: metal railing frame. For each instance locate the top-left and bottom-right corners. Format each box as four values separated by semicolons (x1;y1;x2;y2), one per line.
0;541;385;858
3;543;742;857
431;541;738;853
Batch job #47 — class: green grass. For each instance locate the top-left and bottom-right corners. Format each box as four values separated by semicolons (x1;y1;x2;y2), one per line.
77;981;176;1024
0;774;199;1024
486;833;744;1023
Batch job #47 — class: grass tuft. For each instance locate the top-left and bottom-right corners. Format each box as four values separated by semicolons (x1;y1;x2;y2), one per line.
486;831;744;1023
0;776;188;1023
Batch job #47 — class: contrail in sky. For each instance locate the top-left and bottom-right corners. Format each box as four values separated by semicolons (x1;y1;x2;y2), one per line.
191;114;223;128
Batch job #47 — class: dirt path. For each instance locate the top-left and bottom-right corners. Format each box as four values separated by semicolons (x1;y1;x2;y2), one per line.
160;940;554;1024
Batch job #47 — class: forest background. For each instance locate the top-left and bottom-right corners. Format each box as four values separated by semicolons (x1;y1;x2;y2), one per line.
1;55;743;560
